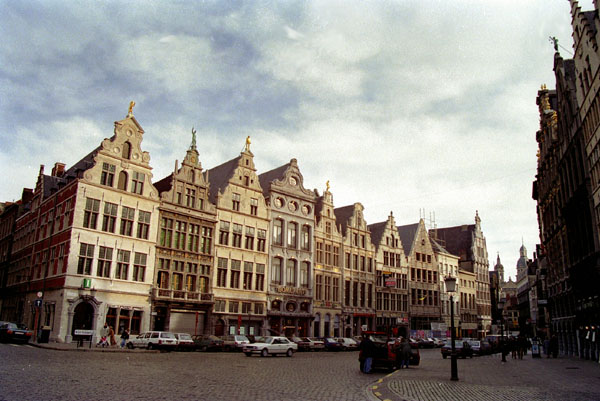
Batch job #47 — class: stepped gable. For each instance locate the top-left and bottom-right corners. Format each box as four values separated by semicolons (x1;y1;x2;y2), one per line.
396;223;419;255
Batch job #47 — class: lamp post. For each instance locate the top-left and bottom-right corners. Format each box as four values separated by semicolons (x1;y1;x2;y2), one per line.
498;298;506;362
445;275;458;381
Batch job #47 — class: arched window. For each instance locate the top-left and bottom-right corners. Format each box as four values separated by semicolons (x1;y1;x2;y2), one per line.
117;171;128;191
122;142;132;159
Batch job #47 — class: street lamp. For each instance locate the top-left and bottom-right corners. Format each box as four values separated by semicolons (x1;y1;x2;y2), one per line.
498;298;506;362
445;275;458;381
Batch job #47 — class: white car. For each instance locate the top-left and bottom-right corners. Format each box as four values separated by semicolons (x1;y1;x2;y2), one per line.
174;333;195;351
336;337;358;351
243;336;298;357
126;331;177;350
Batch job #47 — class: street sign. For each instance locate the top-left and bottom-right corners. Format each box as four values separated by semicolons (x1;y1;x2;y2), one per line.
74;330;94;336
34;299;42;308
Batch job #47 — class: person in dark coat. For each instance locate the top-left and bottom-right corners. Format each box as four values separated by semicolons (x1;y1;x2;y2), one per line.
550;335;559;358
400;338;412;369
358;334;375;373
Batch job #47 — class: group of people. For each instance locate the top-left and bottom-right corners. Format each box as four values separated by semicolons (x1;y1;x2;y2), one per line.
505;336;531;360
358;334;412;374
97;323;129;348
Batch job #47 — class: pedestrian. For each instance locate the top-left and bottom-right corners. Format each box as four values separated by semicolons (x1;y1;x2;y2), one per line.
510;337;517;359
108;325;117;347
98;322;109;347
358;334;375;373
120;328;129;348
518;336;526;360
550;335;559;358
400;337;412;369
543;337;550;358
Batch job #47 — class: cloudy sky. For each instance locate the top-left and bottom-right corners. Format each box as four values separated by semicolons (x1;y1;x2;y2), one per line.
0;0;588;280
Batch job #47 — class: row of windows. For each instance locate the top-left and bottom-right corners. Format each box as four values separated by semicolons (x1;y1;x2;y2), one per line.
216;258;266;291
415;252;432;263
214;299;264;315
36;199;73;242
218;222;266;251
376;292;408;312
410;268;438;283
272;219;311;250
461;292;476;310
344;252;374;272
231;193;259;215
100;161;145;195
344;280;373;308
160;217;212;253
375;271;408;289
314;274;340;302
383;251;403;267
315;241;340;266
77;243;147;282
83;197;151;239
270;257;309;287
410;288;439;306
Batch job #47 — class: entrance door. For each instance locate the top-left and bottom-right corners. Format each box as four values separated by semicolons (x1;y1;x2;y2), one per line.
72;302;94;337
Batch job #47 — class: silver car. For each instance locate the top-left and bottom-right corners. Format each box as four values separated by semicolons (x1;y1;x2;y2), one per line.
243;336;298;357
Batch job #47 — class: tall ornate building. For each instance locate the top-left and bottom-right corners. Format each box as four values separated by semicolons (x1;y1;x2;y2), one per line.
313;182;343;337
434;212;491;338
259;159;316;337
398;219;441;333
335;203;376;337
431;238;460;335
369;212;409;337
5;105;161;343
207;138;269;336
533;1;600;356
152;132;217;334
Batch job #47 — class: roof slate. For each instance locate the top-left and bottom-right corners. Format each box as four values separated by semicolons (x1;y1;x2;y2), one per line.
433;225;475;261
334;205;355;237
396;223;419;255
257;162;290;198
367;221;387;246
205;156;241;204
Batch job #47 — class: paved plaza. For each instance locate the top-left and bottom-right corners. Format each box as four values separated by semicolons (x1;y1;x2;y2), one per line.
0;343;598;401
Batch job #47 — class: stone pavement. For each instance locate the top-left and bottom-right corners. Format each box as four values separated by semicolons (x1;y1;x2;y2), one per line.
366;352;600;401
29;340;159;352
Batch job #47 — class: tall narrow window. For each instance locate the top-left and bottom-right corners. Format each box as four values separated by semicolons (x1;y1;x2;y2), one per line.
117;171;128;191
136;211;150;239
120;206;135;236
217;258;228;287
77;243;94;275
219;221;230;245
102;202;118;233
232;224;242;248
187;223;200;252
287;222;297;249
300;261;309;288
131;171;144;195
232;193;241;211
257;229;266;252
133;252;147;282
255;264;265;291
201;227;212;254
243;262;253;290
160;218;173;247
271;257;282;284
116;250;130;280
174;221;186;249
316;242;323;263
244;227;255;250
97;246;113;278
185;188;196;208
83;198;100;229
250;198;258;215
273;219;283;246
101;163;115;187
286;259;296;286
301;225;310;251
230;259;241;288
122;142;132;159
315;275;323;300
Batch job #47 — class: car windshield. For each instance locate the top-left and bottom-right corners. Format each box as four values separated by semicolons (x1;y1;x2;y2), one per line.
178;334;192;340
235;335;249;341
160;332;176;339
445;340;464;348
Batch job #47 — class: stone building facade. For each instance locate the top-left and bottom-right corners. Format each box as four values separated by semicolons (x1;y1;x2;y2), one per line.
369;212;409;337
259;159;316;337
207;139;269;336
313;183;344;337
152;133;217;334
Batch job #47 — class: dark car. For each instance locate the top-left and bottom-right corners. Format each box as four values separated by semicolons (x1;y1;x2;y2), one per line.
321;337;343;351
363;332;420;371
441;340;473;359
0;322;33;343
192;334;224;351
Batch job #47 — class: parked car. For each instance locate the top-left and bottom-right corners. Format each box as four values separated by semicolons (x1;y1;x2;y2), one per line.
174;333;195;351
416;337;435;348
192;334;224;351
305;337;325;351
243;336;297;357
363;332;420;371
441;340;473;359
0;322;33;343
289;336;310;351
221;334;250;351
352;336;363;347
469;340;492;356
127;331;178;350
321;337;344;351
432;338;446;348
336;337;358;351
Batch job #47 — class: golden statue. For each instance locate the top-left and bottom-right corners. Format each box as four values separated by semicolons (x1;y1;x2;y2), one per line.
128;101;136;115
326;180;330;191
245;136;251;151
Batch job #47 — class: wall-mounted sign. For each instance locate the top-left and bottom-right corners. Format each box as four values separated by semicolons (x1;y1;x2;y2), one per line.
276;286;307;295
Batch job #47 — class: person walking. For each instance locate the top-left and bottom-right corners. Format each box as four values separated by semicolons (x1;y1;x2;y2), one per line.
358;334;375;373
550;335;559;358
98;322;109;347
400;337;412;369
120;328;129;348
108;326;117;347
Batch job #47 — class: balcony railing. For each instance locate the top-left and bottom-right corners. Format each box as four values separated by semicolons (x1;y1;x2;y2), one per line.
153;288;213;302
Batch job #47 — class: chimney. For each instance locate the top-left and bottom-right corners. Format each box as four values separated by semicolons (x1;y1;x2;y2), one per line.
52;162;66;177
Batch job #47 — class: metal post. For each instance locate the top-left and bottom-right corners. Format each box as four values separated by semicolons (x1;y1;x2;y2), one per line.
501;318;506;362
450;294;458;381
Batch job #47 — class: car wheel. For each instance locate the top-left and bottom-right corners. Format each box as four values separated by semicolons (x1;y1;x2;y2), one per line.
442;354;447;359
148;343;154;350
286;348;293;357
245;352;252;357
261;348;269;357
126;343;134;349
201;346;208;352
